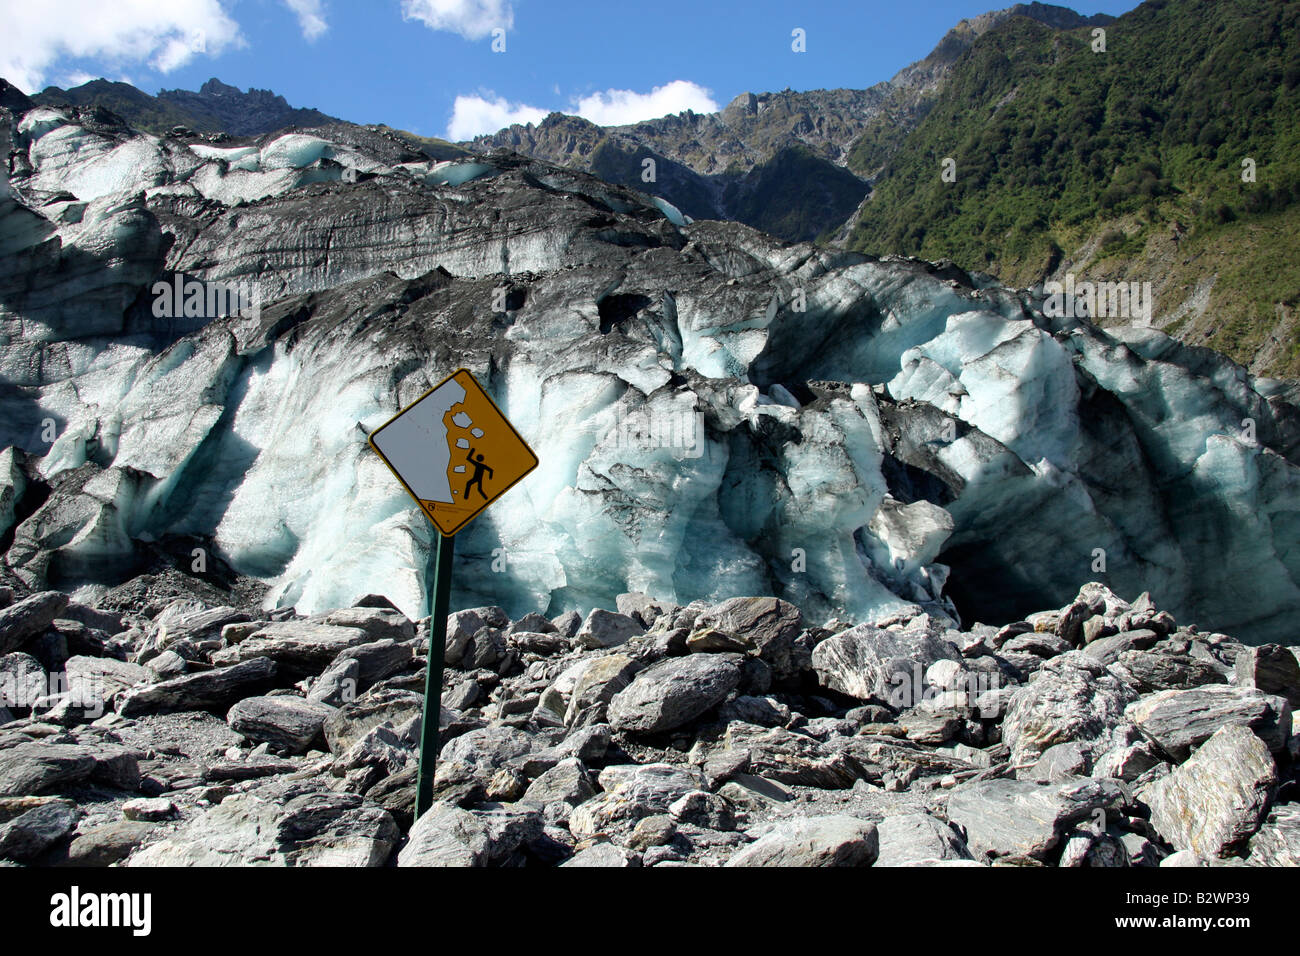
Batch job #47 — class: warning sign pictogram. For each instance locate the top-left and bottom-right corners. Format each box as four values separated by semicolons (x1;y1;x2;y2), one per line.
368;368;538;536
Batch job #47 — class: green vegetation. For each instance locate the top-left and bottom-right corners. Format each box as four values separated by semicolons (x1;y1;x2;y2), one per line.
845;0;1300;376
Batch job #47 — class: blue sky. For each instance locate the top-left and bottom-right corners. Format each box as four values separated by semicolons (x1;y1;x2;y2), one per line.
1;0;1143;141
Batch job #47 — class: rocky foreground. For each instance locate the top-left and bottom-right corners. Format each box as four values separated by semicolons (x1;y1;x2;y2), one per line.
0;579;1297;868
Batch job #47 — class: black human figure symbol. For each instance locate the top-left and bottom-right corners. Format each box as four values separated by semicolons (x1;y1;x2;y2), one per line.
465;447;494;500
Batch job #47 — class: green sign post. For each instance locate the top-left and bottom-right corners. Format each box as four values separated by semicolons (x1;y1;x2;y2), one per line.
367;368;539;820
415;532;455;817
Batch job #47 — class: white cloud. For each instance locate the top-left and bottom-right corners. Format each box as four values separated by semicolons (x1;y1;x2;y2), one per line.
572;81;719;127
0;0;243;92
58;71;99;89
283;0;328;41
445;80;720;141
401;0;512;41
446;93;547;140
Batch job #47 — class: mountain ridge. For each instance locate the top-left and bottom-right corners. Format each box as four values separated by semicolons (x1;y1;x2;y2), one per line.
30;75;340;137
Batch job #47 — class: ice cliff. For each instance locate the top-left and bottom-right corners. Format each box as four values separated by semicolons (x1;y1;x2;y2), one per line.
1;104;1298;642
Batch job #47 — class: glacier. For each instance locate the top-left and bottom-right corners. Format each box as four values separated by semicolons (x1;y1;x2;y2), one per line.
1;104;1298;642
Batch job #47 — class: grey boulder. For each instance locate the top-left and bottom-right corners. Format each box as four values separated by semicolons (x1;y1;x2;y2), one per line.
398;801;542;867
576;609;645;650
689;596;803;678
115;657;278;716
0;592;68;654
210;621;371;678
608;653;742;733
811;618;960;702
874;812;973;866
726;815;879;867
227;695;338;753
1001;652;1137;765
1147;724;1277;859
945;777;1128;862
128;781;398;866
1126;685;1292;760
0;799;78;862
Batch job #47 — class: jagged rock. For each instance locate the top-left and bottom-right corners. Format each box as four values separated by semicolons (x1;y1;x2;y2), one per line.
898;709;960;745
323;689;426;754
440;725;537;776
522;757;596;807
210;621;371;678
146;651;186;679
151;605;249;657
556;723;611;763
875;812;974;866
0;448;25;542
629;814;677;849
63;656;151;714
321;606;415;643
1059;828;1130;867
689;596;802;678
444;607;510;666
551;611;582;639
128;781;399;866
0;651;46;710
0;592;69;655
726;816;879;867
1023;741;1092;782
721;723;860;788
115;657;278;716
0;744;96;796
1001;632;1072;658
321;639;414;691
717;774;795;810
0;799;77;861
576;609;645;650
669;790;737;831
63;821;155;866
562;653;639;725
0;741;139;795
811;618;960;702
55;603;124;635
508;612;558;635
367;766;416;828
561;843;642;867
568;764;706;839
334;721;416;780
1114;649;1226;692
1147;724;1277;858
608;653;742;733
717;694;791;728
227;695;337;753
945;777;1128;862
509;631;570;657
1126;685;1292;760
398;801;542;867
121;797;177;822
616;593;673;628
1001;652;1137;766
461;627;510;671
1234;644;1300;709
1093;738;1163;782
1081;629;1160;665
308;657;360;706
1246;804;1300;866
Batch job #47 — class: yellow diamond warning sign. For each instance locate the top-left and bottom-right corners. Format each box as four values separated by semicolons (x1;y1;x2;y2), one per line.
368;368;539;537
